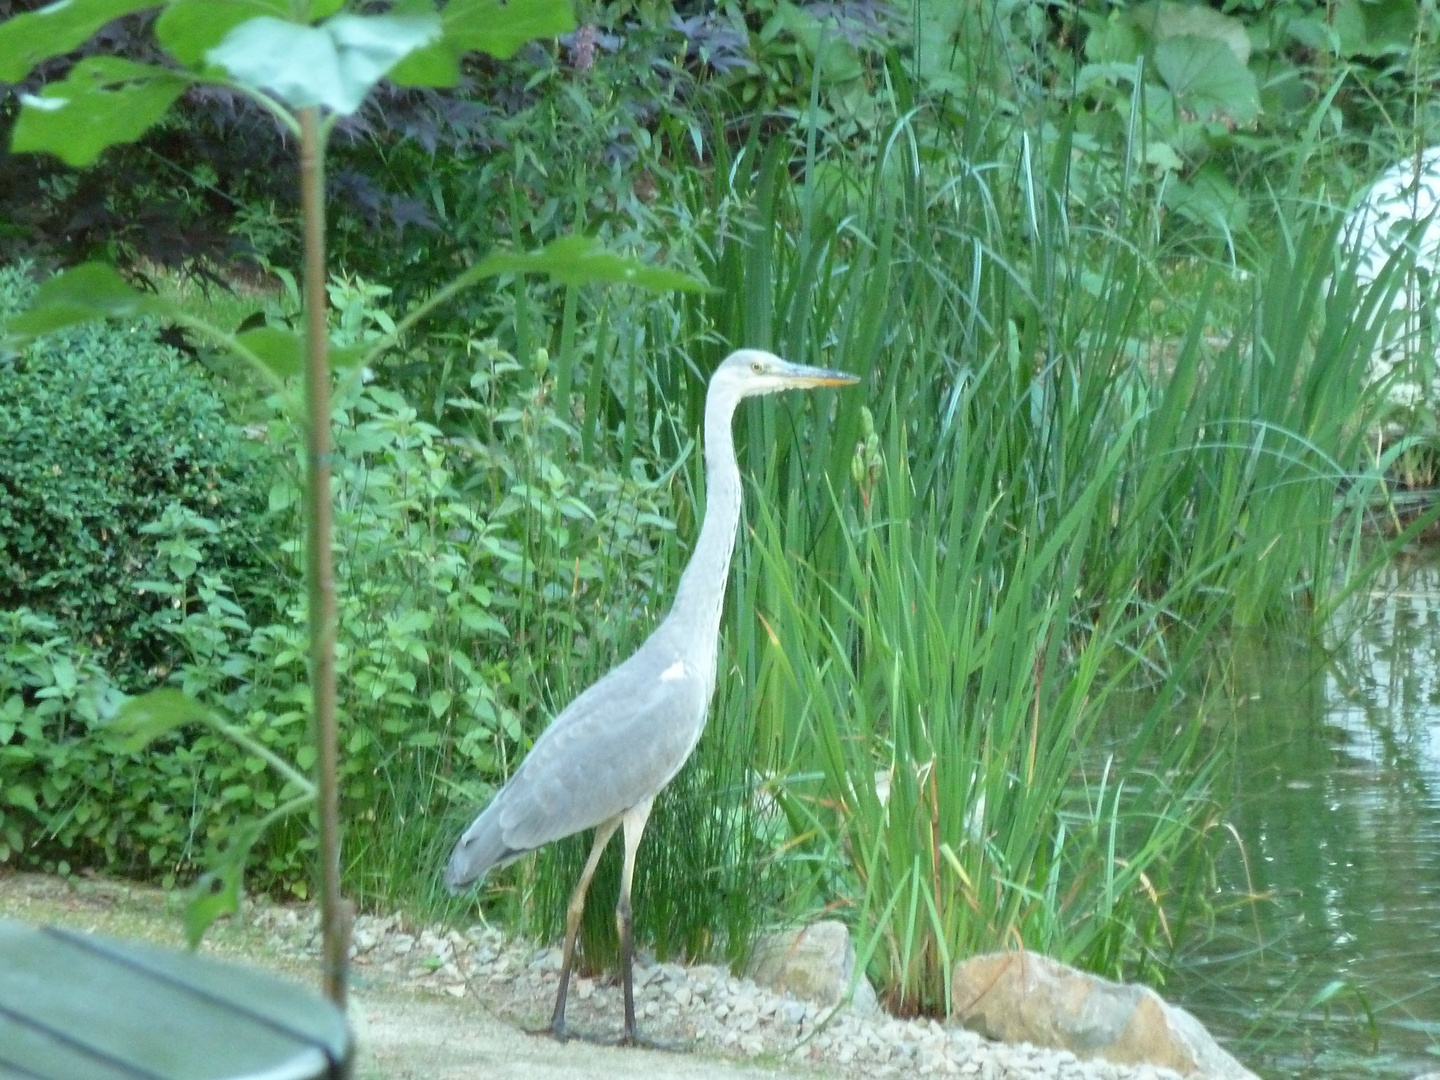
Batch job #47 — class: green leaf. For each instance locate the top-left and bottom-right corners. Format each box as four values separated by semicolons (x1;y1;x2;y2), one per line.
329;342;367;368
11;57;189;167
439;0;573;58
235;325;365;378
474;236;711;292
762;2;863;83
207;11;441;115
0;0;161;82
1163;164;1247;234
1153;35;1259;124
1143;141;1184;172
390;0;574;86
108;689;217;753
3;785;38;814
236;325;303;378
1131;1;1250;63
156;0;291;67
185;833;252;947
1083;11;1143;65
5;262;172;338
1333;0;1416;57
184;790;312;946
387;40;461;87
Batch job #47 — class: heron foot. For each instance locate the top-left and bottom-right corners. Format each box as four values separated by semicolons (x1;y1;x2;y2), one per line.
523;1020;575;1043
526;1021;677;1048
618;1028;692;1053
525;1022;689;1051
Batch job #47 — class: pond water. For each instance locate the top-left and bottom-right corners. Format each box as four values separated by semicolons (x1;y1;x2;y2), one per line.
1166;555;1440;1079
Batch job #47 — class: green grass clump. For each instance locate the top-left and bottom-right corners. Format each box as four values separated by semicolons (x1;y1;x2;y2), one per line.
551;92;1422;1006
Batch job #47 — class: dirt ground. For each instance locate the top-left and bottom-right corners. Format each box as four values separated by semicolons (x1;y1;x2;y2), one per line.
0;871;833;1080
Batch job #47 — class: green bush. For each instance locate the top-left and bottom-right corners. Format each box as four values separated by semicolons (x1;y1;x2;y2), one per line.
0;337;681;902
0;607;225;877
0;264;274;687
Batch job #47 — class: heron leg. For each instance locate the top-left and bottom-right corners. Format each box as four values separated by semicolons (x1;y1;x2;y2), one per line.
616;797;654;1046
548;816;620;1042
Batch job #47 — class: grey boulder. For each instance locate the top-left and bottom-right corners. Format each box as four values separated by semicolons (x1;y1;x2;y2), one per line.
747;920;879;1015
951;951;1257;1079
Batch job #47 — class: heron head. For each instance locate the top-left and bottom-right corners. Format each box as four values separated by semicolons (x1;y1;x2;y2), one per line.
714;349;860;399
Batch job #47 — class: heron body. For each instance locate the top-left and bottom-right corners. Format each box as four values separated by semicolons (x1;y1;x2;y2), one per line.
445;348;857;1045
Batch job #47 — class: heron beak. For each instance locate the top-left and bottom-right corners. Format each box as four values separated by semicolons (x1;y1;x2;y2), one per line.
778;362;861;389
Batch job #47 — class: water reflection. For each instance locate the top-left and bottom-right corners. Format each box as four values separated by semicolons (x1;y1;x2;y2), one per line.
1170;555;1440;1079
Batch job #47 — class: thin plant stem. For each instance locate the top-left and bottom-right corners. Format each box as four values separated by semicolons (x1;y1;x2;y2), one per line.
211;716;317;796
299;105;347;1007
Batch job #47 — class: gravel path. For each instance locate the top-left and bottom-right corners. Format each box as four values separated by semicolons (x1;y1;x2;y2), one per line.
255;905;1191;1080
0;872;1195;1080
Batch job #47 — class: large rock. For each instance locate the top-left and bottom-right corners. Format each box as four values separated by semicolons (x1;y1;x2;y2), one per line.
950;951;1256;1079
747;921;879;1015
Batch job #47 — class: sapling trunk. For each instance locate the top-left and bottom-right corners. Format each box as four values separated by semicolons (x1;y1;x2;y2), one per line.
299;105;348;1007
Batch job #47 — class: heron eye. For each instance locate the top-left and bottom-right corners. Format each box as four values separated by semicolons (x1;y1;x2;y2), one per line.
750;361;763;373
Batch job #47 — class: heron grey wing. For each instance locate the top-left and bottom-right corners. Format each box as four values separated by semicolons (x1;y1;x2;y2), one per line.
495;653;712;853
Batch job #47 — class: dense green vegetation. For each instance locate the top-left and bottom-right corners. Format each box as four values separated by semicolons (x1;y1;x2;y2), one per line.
0;267;276;685
2;0;1438;1036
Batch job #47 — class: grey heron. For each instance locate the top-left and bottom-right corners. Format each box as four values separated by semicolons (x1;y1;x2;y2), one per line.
444;348;858;1045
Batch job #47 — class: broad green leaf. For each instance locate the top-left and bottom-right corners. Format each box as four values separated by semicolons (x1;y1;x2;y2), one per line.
0;0;160;82
762;2;863;83
1362;0;1415;51
235;325;365;377
1083;11;1143;65
185;831;254;947
108;689;217;753
1163;164;1247;234
3;784;38;814
1282;11;1330;51
5;262;172;338
1153;35;1258;124
1131;0;1250;64
156;0;291;67
474;235;711;292
912;2;970;95
1143;141;1184;172
1255;54;1308;117
390;0;574;86
439;0;573;57
11;57;189;167
1333;0;1416;57
387;40;461;87
207;11;442;115
237;325;304;378
329;342;367;369
184;790;311;946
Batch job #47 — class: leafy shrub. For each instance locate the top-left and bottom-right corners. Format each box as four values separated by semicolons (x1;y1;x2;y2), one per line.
0;264;275;687
0;336;680;903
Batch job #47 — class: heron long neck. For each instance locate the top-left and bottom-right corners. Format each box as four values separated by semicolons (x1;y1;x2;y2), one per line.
668;387;744;669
